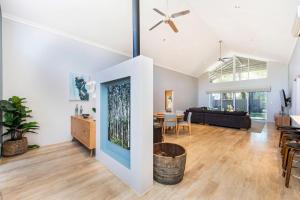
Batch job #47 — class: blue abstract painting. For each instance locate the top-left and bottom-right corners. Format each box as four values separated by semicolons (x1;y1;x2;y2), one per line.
69;73;90;101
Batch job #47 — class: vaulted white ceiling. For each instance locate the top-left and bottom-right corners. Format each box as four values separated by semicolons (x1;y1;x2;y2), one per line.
1;0;299;77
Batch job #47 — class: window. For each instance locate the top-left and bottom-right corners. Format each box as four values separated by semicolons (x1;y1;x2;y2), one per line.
209;93;221;110
209;56;267;83
249;92;267;120
222;92;234;111
235;92;248;111
209;91;267;120
221;60;234;82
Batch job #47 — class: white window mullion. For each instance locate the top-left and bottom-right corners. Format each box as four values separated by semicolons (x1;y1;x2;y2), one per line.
233;56;236;81
221;66;223;82
220;92;223;111
247;58;250;80
247;92;250;113
233;92;236;111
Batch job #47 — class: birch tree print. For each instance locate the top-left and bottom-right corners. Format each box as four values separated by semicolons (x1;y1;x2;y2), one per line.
107;78;130;150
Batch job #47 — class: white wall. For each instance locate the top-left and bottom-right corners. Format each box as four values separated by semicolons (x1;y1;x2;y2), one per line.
288;38;300;115
3;18;128;146
153;66;198;112
2;17;201;146
96;56;153;195
289;38;300;91
198;62;288;122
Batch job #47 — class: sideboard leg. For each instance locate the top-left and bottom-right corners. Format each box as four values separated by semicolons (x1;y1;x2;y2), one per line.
90;149;94;157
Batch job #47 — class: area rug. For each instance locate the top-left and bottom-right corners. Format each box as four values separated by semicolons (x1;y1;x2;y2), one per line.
248;120;266;133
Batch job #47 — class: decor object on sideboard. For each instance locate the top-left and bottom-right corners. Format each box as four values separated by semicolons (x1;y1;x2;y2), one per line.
80;105;83;115
69;73;90;101
91;107;96;119
0;96;39;157
107;78;130;150
86;81;97;99
75;104;79;116
82;114;90;119
154;143;186;185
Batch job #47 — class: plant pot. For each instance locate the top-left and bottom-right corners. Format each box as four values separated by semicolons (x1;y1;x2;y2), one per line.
2;137;28;157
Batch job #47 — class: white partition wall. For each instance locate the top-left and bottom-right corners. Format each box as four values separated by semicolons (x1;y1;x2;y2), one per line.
95;55;153;195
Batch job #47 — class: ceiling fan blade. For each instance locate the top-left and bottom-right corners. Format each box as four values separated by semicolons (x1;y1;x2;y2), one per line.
153;8;167;17
218;58;225;62
167;20;179;33
149;20;163;31
171;10;190;18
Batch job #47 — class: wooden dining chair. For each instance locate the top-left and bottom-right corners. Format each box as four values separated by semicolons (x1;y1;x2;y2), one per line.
177;112;192;135
163;113;177;135
282;143;300;187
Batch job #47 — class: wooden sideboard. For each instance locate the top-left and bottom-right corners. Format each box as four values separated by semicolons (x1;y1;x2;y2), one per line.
274;113;291;129
71;116;96;156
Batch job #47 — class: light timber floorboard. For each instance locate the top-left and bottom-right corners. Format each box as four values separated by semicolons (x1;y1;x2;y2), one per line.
1;123;300;200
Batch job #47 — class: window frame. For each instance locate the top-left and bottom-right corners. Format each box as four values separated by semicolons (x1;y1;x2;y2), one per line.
209;56;267;83
208;91;267;120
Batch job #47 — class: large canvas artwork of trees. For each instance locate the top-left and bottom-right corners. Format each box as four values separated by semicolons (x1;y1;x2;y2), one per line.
107;78;130;150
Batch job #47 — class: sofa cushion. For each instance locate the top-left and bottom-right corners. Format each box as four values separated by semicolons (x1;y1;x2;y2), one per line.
205;110;225;115
188;107;207;112
224;111;247;116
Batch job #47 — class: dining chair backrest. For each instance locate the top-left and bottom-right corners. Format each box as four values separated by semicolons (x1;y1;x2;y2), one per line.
164;113;177;127
187;112;192;124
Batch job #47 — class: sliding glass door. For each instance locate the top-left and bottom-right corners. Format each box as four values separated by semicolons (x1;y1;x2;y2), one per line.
222;92;234;111
249;92;267;120
209;91;267;120
235;92;248;111
210;93;221;110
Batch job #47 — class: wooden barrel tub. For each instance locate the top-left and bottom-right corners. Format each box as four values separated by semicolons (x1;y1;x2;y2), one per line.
153;143;187;185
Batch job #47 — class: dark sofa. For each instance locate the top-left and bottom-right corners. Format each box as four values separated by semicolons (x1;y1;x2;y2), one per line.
184;107;251;129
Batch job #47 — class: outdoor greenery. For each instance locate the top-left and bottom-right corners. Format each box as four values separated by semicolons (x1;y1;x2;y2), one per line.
107;78;130;150
0;96;39;141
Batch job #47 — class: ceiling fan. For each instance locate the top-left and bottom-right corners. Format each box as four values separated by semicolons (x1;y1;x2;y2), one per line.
149;8;190;33
218;40;232;62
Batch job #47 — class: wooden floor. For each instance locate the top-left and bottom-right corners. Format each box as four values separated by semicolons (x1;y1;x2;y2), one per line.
1;123;300;200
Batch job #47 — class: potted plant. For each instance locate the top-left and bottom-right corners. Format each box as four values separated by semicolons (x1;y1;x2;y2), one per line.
0;96;39;156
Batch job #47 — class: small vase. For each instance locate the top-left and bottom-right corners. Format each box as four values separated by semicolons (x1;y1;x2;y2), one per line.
80;106;83;115
75;104;79;116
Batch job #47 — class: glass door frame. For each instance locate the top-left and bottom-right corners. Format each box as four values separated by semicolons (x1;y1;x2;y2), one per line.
209;91;268;120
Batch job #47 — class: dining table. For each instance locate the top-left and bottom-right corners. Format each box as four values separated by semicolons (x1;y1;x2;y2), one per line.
153;112;185;124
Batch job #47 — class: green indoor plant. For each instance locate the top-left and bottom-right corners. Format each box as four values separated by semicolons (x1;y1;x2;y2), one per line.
0;96;39;156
